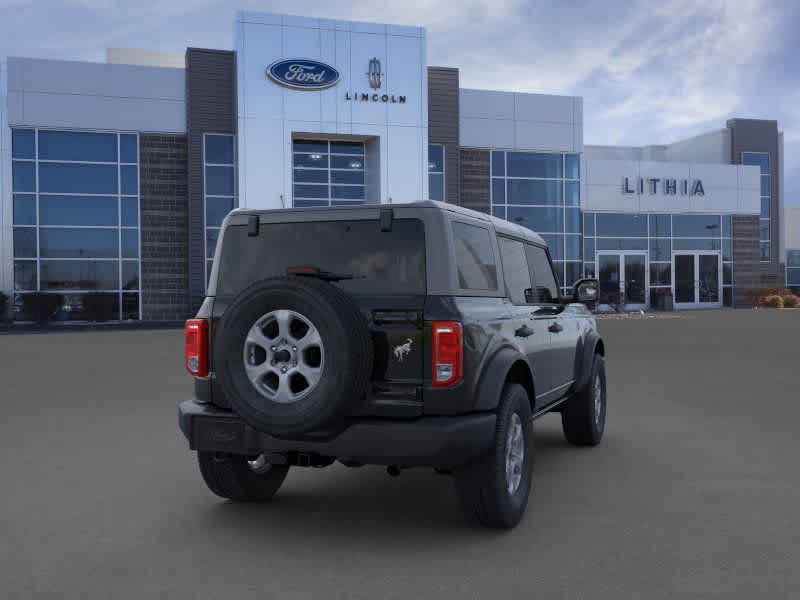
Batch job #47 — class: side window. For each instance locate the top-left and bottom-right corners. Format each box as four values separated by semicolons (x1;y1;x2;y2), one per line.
525;244;560;303
452;222;498;290
498;237;533;304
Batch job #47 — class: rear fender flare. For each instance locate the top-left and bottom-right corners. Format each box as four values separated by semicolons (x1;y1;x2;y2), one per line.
473;347;535;412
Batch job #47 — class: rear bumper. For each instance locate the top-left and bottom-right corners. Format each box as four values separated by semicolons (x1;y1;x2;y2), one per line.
178;400;496;469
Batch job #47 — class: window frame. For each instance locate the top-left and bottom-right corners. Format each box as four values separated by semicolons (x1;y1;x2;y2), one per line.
203;133;238;288
428;143;445;202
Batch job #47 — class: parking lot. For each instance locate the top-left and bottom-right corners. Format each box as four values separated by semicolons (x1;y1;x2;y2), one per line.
1;309;798;599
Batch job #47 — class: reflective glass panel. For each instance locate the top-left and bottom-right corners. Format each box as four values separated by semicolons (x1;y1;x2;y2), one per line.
565;262;582;288
650;263;671;286
122;261;139;290
40;195;118;226
428;144;444;172
506;206;563;233
721;215;732;237
452;222;498;290
540;235;563;261
429;174;444;201
649;238;671;261
332;170;365;185
40;228;118;258
596;238;647;251
649;214;671;237
13;227;36;258
330;141;364;155
122;293;140;320
595;213;647;237
583;213;595;236
292;140;328;154
293;153;329;168
672;214;721;237
498;237;532;304
205;166;235;196
14;261;37;290
121;229;139;258
760;175;770;196
205;135;234;164
507;180;562;205
120;134;138;163
583;237;595;262
723;263;732;285
40;260;119;290
507;152;562;178
565;235;581;260
565;181;580;206
39;163;118;194
491;151;505;177
12;161;35;192
741;152;769;174
565;207;580;233
331;185;364;200
787;251;800;268
760;242;770;261
121;198;139;227
673;238;721;251
761;197;770;218
13;194;36;225
293;168;328;184
331;156;364;170
206;229;219;259
492;179;505;205
12;129;35;159
121;165;138;195
206;197;234;228
492;206;505;220
38;130;117;162
565;154;580;180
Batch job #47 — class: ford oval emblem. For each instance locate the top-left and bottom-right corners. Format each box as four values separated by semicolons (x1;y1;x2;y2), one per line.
267;59;340;90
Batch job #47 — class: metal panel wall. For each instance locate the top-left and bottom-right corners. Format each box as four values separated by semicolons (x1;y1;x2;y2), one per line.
427;67;459;205
186;48;237;312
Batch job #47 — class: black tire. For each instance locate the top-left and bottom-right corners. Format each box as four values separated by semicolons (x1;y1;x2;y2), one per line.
197;451;289;502
454;383;533;529
561;354;606;446
214;276;373;436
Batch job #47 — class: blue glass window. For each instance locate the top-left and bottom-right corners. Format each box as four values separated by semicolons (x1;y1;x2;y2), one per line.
595;213;647;237
565;235;581;260
540;235;563;261
491;151;505;177
565;154;580;180
13;228;37;258
333;170;365;185
294;169;328;184
38;131;117;162
12;129;35;159
492;206;506;220
673;215;720;237
293;199;328;208
565;262;582;287
649;239;671;261
12;161;36;192
121;229;139;259
761;197;770;218
331;156;363;170
507;180;562;205
429;174;444;201
760;175;770;196
565;207;580;233
206;229;219;259
121;165;138;195
122;261;139;290
205;135;234;164
294;153;328;168
39;228;118;259
741;152;769;174
330;141;365;155
583;213;594;236
120;135;138;163
39;163;118;194
721;215;732;237
205;166;235;196
13;194;36;225
507;206;563;233
206;197;234;228
492;179;505;205
565;181;579;206
40;195;118;226
293;140;328;153
787;250;800;268
332;185;364;200
583;237;595;262
428;144;444;173
673;238;721;251
760;242;770;261
14;261;37;290
121;198;138;227
507;152;562;178
40;260;119;291
722;238;732;261
596;238;647;251
649;214;671;237
294;184;329;199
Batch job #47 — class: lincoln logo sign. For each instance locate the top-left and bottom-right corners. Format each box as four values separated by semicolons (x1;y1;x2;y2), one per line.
623;177;705;196
266;59;340;90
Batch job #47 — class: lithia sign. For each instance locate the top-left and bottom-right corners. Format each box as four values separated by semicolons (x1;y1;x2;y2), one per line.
623;177;705;196
266;57;407;103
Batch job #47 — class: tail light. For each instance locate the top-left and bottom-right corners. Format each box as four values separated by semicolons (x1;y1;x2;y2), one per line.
431;321;463;387
185;319;209;377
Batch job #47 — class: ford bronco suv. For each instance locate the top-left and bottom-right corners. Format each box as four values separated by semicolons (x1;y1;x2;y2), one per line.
179;200;605;529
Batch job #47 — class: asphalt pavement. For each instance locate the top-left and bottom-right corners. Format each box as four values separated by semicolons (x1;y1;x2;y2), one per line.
1;309;798;599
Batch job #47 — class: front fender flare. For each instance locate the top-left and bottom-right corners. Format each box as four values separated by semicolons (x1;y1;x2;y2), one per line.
573;330;604;393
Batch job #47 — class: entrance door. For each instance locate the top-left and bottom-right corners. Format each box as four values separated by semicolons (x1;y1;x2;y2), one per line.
672;252;721;309
596;252;648;311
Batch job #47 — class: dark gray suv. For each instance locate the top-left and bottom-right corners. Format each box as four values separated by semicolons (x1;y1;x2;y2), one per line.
179;200;606;528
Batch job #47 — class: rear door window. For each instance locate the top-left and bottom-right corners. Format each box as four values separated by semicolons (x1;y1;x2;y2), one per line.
498;237;533;304
216;219;426;296
452;222;498;290
525;244;560;303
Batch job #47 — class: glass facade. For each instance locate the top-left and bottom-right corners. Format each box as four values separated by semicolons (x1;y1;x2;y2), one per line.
583;212;734;307
491;150;580;292
291;140;365;208
11;129;141;320
742;152;770;261
787;250;800;288
204;134;237;285
428;144;444;201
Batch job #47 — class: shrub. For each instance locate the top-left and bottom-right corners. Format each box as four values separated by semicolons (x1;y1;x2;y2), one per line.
782;294;799;308
22;293;64;324
762;295;784;309
82;292;118;322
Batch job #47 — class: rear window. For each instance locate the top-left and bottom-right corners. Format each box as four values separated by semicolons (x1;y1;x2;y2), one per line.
216;219;426;296
452;222;498;290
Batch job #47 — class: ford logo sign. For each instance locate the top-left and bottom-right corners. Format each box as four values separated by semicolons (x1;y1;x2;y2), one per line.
267;59;340;90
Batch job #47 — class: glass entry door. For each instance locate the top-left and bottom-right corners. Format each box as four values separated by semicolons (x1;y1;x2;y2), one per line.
672;252;721;309
597;252;648;310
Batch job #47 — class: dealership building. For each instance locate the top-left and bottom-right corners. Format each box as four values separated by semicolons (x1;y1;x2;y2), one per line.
0;10;794;321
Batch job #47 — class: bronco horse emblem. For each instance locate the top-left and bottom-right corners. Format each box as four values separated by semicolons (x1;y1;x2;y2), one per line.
393;338;413;362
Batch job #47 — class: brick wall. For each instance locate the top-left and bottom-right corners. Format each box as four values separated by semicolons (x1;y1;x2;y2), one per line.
139;134;189;321
460;149;490;214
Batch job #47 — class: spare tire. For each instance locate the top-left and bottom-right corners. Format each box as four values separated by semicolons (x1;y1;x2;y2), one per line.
214;276;373;436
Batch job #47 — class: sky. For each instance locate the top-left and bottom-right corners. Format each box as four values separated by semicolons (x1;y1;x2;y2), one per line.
1;0;798;205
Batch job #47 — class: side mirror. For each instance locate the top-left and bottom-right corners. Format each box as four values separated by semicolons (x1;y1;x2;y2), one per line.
573;278;599;306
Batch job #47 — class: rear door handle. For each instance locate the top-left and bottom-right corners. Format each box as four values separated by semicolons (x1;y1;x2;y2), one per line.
548;322;563;333
515;325;534;338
